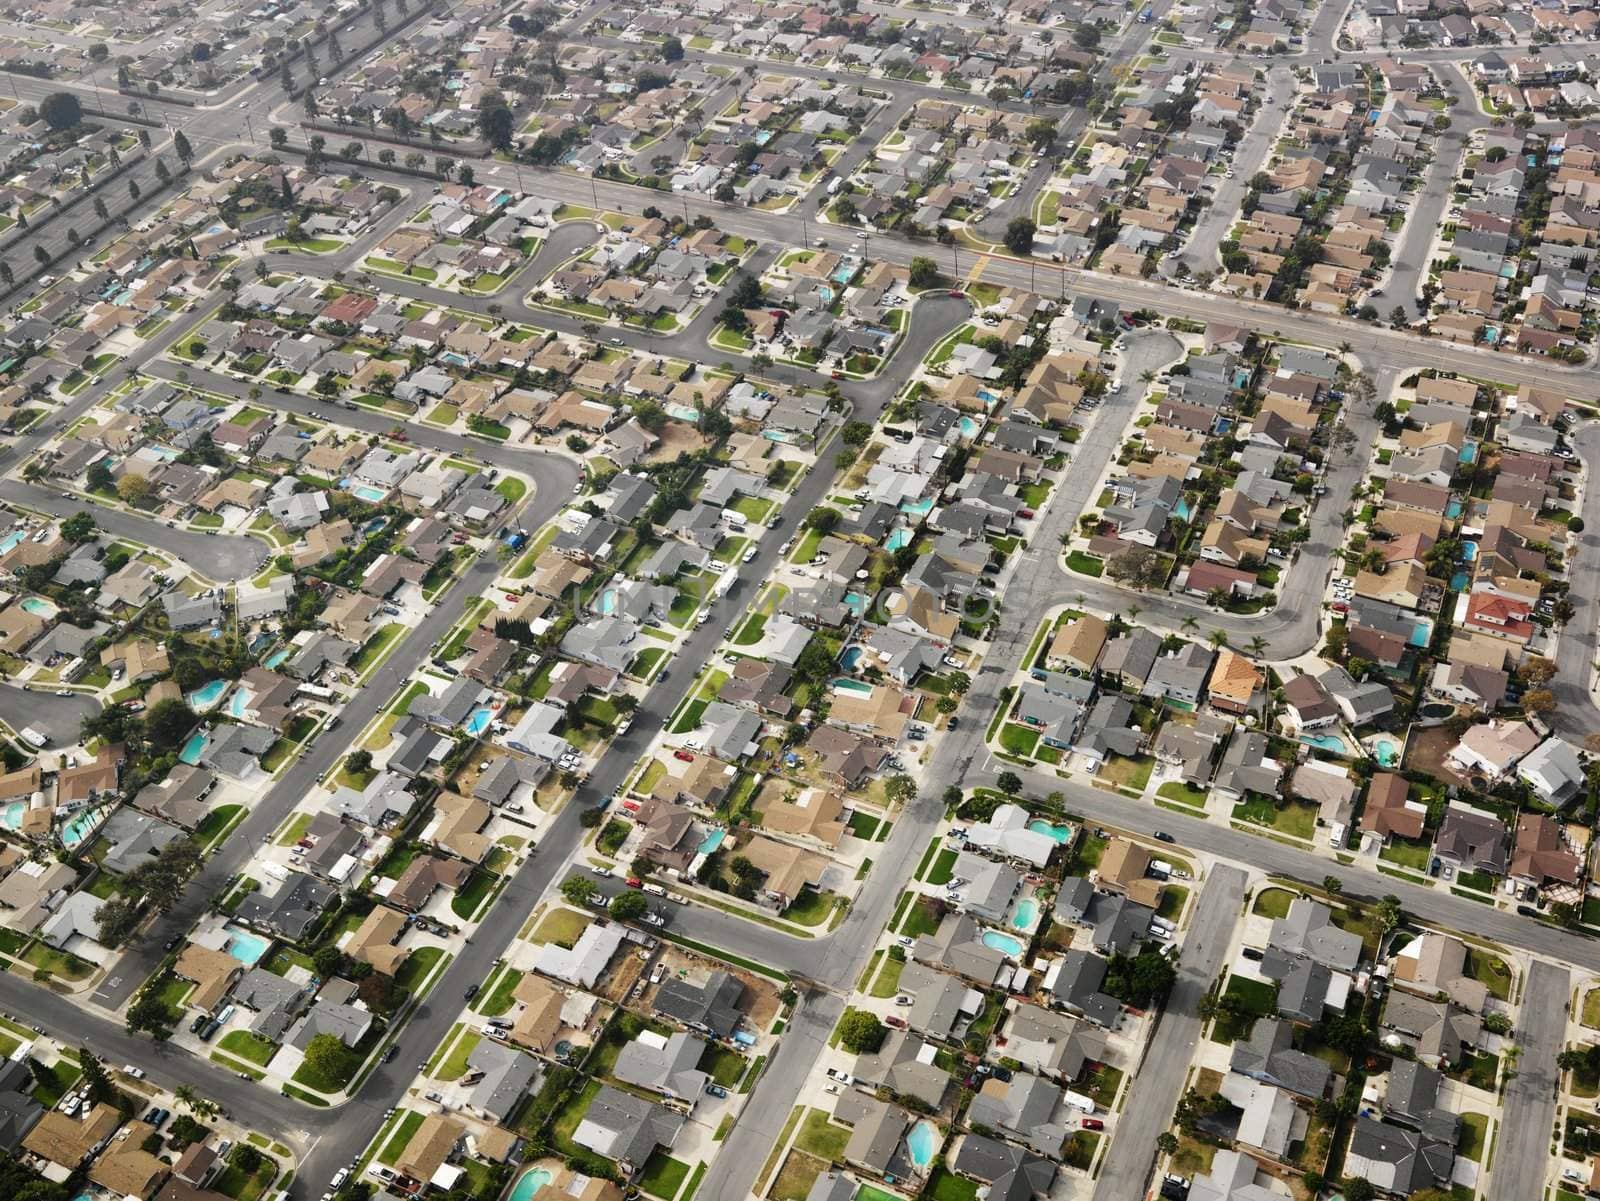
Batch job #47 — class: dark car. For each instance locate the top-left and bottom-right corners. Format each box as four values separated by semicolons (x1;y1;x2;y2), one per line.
1516;904;1539;918
464;983;479;1000
1154;831;1175;843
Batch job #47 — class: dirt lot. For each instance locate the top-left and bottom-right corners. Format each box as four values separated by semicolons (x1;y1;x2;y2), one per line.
1404;726;1469;787
646;422;711;462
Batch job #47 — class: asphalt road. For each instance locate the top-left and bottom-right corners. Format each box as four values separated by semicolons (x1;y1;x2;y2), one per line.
0;683;101;746
1493;960;1567;1200
0;479;270;582
1093;865;1245;1201
1546;422;1600;743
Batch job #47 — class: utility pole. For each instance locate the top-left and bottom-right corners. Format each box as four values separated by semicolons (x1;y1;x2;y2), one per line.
243;113;257;144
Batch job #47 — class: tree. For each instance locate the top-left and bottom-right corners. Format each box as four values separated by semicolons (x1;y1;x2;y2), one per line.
126;988;173;1040
996;770;1022;797
1003;216;1036;256
0;262;11;289
476;90;515;149
38;92;82;131
78;1050;113;1103
1373;894;1404;935
838;1010;886;1053
173;129;192;164
128;179;141;203
302;1032;354;1086
1025;117;1057;150
609;891;649;922
1522;688;1556;717
1105;545;1167;591
345;750;373;775
95;896;143;946
1570;517;1585;534
884;775;917;805
310;946;342;978
1343;1180;1376;1201
908;256;941;288
663;36;684;60
32;245;50;268
144;698;198;751
154;157;171;186
60;511;96;543
1322;875;1343;895
1519;657;1556;685
561;876;597;906
117;473;155;506
1156;1132;1179;1156
270;127;288;149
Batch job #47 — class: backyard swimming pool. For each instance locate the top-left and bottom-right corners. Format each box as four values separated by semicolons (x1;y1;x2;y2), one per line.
180;731;209;765
343;479;389;504
900;497;934;517
0;802;22;830
60;806;106;848
1460;442;1478;464
1372;738;1401;767
981;930;1025;956
957;416;981;438
20;597;55;616
699;829;727;855
508;1169;554;1201
188;679;227;709
0;532;22;555
465;707;493;737
598;588;618;615
885;528;911;551
1026;819;1073;843
1462;541;1478;561
837;646;864;672
224;926;270;965
833;678;874;696
227;687;253;719
264;648;291;670
1009;897;1039;931
1301;733;1349;755
905;1120;940;1170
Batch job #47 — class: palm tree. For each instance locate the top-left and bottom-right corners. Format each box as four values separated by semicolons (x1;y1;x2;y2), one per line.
1209;629;1229;648
1180;615;1199;633
1140;369;1155;383
174;1085;198;1111
1125;602;1141;623
1246;635;1267;657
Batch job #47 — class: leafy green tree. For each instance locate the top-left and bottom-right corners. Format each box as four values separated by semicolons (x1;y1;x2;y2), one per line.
838;1010;885;1053
60;512;96;542
996;771;1022;796
39;92;82;130
609;891;649;922
908;256;941;288
302;1032;354;1086
1003;216;1036;255
144;699;198;752
561;876;597;906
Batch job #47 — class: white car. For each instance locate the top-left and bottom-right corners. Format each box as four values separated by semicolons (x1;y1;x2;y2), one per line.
121;1064;145;1079
894;995;913;1006
742;547;758;563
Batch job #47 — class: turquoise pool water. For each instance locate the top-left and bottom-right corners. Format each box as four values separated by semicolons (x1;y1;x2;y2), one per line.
188;679;227;708
832;678;874;696
838;646;863;671
1026;819;1072;844
818;285;834;304
344;481;388;503
905;1120;939;1170
227;687;253;719
0;802;22;830
1373;738;1400;767
180;731;208;765
885;528;911;551
1009;897;1038;931
508;1168;553;1201
831;265;855;285
1460;442;1478;464
1175;498;1192;521
20;597;55;616
1450;572;1468;591
224;926;270;964
1301;733;1349;754
957;416;981;438
667;404;699;423
981;930;1024;956
60;807;103;848
1463;541;1478;561
976;389;1000;405
699;828;726;855
843;591;868;616
466;707;493;736
264;648;290;669
0;532;21;554
1446;499;1463;519
598;588;617;615
900;497;934;517
1408;622;1430;648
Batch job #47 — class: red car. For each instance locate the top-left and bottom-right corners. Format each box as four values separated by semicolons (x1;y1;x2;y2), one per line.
674;749;695;762
626;877;643;889
885;1016;907;1029
1081;1118;1104;1131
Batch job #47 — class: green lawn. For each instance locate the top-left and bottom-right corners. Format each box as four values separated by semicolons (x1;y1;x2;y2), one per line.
869;957;905;999
1157;781;1209;808
451;870;497;920
795;1107;852;1161
217;1030;276;1066
925;848;958;886
899;895;943;938
395;945;446;993
377;1111;424;1165
698;1043;747;1087
1232;796;1316;841
1251;887;1296;919
477;967;524;1017
998;723;1039;757
783;889;839;927
1066;551;1104;577
437;1031;482;1081
638;1151;692;1200
1379;836;1432;873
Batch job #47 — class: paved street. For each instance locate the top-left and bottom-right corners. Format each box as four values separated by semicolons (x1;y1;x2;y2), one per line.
0;683;101;745
1094;866;1245;1201
0;478;270;581
1493;960;1567;1200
